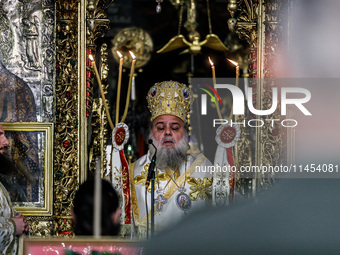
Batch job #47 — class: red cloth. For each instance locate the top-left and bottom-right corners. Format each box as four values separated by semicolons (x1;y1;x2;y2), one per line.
120;150;131;224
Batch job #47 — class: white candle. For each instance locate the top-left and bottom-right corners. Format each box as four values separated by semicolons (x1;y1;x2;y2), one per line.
120;51;136;123
131;75;136;101
227;59;240;121
208;56;222;120
208;56;216;88
94;157;102;237
116;51;123;126
227;58;239;87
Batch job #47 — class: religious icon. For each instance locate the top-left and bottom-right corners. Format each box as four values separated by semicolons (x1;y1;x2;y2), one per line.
176;192;191;212
0;123;53;216
155;194;167;212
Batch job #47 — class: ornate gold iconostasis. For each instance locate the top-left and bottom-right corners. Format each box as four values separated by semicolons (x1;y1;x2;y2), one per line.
0;0;290;237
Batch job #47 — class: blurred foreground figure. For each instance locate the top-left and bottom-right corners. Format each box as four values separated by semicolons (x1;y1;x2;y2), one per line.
146;179;340;254
72;179;121;236
0;123;29;254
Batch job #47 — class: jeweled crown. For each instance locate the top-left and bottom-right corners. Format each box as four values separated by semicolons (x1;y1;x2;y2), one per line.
147;81;192;123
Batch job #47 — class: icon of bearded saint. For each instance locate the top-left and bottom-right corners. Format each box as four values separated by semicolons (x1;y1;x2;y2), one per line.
0;59;40;203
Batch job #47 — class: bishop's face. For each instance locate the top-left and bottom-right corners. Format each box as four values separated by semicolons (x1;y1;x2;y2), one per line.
152;115;185;150
0;124;9;154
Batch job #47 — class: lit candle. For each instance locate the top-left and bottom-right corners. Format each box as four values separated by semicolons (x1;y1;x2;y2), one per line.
89;54;114;130
208;57;216;88
227;59;240;120
227;58;239;87
208;56;222;120
121;51;136;123
115;51;123;125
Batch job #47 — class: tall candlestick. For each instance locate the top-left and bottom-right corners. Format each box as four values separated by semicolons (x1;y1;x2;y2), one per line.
115;51;123;126
208;57;222;120
208;57;216;88
227;58;239;87
89;54;114;130
121;51;136;123
227;59;240;121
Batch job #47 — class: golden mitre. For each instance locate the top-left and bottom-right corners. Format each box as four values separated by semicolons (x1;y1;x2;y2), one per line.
147;81;192;123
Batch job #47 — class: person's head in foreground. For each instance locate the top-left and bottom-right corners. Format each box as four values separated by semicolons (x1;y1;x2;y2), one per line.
72;178;121;236
0;123;9;155
147;81;192;170
0;123;14;176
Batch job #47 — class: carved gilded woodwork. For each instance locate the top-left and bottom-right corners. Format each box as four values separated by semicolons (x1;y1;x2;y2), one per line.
234;114;254;196
26;216;54;237
86;0;110;119
89;44;109;178
54;0;80;236
231;0;287;195
111;27;153;69
89;97;109;178
53;0;112;236
86;1;111;44
86;0;111;178
228;0;261;196
259;0;287;188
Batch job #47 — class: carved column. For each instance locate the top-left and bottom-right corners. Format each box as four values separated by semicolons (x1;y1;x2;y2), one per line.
54;0;112;235
54;0;85;236
258;0;287;188
86;0;111;177
230;0;286;196
229;0;262;197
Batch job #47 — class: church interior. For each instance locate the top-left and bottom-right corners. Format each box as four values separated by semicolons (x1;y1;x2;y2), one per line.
0;0;339;254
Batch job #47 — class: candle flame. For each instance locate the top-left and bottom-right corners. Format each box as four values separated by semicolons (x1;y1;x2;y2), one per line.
129;51;136;60
116;51;123;59
227;58;239;66
89;54;94;62
208;57;214;67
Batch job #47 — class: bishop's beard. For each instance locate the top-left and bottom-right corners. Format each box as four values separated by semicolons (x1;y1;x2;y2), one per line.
148;132;188;170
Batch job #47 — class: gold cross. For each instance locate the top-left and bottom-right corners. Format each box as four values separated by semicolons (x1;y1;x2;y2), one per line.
133;163;169;193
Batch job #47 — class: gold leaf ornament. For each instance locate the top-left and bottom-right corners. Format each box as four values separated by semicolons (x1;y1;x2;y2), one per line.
187;177;213;201
133;164;169;193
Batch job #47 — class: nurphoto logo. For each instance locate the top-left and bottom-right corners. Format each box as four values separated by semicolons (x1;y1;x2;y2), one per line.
200;83;312;128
